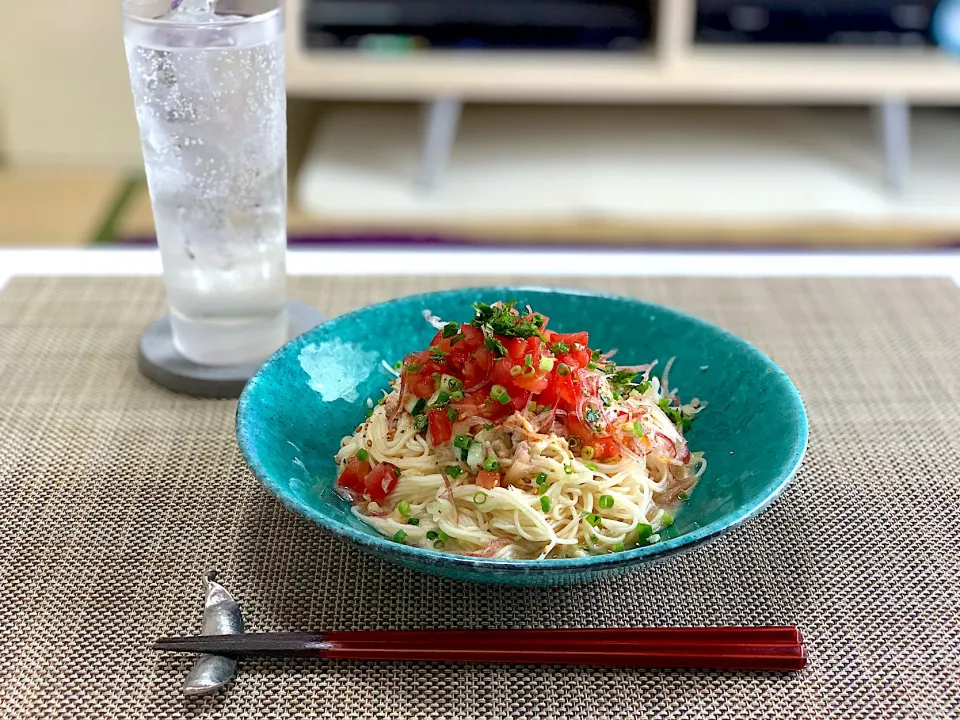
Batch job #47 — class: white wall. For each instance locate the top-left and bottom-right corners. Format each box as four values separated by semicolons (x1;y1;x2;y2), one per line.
0;3;144;168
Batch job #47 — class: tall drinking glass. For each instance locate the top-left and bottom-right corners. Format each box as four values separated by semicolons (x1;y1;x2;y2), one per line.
122;0;287;365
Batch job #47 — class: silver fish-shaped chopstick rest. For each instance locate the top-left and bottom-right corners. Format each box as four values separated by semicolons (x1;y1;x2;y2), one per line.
183;572;245;697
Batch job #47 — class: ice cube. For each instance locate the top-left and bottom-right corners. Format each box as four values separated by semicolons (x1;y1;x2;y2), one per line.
162;0;219;21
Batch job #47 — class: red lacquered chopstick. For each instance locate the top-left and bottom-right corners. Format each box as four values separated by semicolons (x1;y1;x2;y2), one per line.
154;627;806;671
322;626;803;647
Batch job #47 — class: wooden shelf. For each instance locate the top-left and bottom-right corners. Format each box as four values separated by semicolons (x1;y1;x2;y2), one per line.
287;46;960;103
285;0;960;103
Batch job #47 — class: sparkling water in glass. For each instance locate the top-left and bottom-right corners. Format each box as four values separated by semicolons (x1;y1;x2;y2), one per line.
122;0;287;365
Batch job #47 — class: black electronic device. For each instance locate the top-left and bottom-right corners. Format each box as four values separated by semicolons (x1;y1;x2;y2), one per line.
303;0;652;51
695;0;938;45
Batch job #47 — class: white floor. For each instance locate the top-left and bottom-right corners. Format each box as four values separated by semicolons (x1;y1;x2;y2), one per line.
297;104;960;227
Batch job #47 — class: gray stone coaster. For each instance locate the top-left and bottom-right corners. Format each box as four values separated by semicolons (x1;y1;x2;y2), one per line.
137;301;325;398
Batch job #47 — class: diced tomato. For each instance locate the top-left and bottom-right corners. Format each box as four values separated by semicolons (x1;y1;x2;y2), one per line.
337;456;371;494
490;358;517;389
537;384;558;408
364;462;399;501
428;408;453;445
514;371;549;393
461;346;491;389
526;335;543;356
510;390;531;413
402;350;446;398
543;372;578;408
558;345;591;370
407;372;433;399
460;324;484;350
565;416;620;461
553;331;589;347
476;469;501;489
592;436;621;461
504;337;527;361
565;415;594;443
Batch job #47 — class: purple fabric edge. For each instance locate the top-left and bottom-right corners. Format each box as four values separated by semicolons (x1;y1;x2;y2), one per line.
114;233;960;252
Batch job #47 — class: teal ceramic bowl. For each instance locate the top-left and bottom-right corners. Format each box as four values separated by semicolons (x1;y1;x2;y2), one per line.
237;287;807;585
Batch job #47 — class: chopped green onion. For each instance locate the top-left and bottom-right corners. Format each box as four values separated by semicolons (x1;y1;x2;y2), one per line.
646;533;661;545
586;362;598;370
447;377;463;392
532;313;546;327
482;456;500;471
473;491;487;504
392;530;407;543
442;322;459;338
598;494;614;509
433;540;446;550
407;517;420;526
538;483;549;495
660;512;674;527
591;349;602;362
563;464;573;474
637;380;651;393
392;361;403;370
459;448;469;461
550;341;570;354
483;423;494;431
612;542;625;553
356;448;369;462
405;363;423;372
509;366;523;376
585;461;599;472
466;441;484;471
523;353;533;368
581;445;595;460
539;357;556;372
444;465;463;479
454;435;473;450
679;491;689;502
431;391;451;407
586;513;602;527
397;500;411;517
632;421;645;438
429;347;448;362
449;333;466;346
490;384;511;405
636;523;653;541
413;414;428;432
438;530;450;543
426;530;439;540
447;407;459;421
540;496;551;512
450;390;464;401
535;471;548;486
411;398;426;415
557;363;571;376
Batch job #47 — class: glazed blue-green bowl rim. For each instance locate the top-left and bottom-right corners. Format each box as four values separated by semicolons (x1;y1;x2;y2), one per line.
237;285;808;576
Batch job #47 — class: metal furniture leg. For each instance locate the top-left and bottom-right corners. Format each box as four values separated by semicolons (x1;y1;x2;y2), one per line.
417;96;462;194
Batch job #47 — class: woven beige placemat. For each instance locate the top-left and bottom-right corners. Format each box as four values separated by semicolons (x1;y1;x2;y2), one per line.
0;276;958;719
